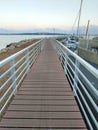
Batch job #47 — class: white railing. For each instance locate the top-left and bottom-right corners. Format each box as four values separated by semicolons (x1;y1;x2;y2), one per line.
0;39;44;115
52;40;98;130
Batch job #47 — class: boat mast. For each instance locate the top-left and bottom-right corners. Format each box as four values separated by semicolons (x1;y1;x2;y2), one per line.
85;20;90;49
77;0;83;37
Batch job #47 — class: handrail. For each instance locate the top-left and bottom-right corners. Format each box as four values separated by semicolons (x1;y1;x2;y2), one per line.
57;40;98;78
52;40;98;130
0;39;44;115
0;39;42;65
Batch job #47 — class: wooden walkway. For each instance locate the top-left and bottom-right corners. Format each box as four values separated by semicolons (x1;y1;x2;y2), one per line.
0;39;87;130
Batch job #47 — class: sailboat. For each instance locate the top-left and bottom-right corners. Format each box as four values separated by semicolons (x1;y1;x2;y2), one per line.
63;0;83;51
64;35;79;51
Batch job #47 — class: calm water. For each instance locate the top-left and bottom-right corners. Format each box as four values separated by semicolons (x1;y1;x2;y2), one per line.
0;35;57;50
0;35;95;50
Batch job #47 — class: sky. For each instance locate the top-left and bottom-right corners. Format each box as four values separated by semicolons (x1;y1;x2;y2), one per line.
0;0;98;32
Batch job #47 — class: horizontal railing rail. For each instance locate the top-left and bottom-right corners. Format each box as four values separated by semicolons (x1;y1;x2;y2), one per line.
52;40;98;130
0;39;44;116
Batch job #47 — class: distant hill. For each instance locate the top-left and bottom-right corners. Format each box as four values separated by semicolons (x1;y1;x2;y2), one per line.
0;25;98;35
0;28;66;35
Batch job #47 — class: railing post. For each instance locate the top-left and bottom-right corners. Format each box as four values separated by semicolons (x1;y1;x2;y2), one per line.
59;45;63;64
10;59;17;95
73;59;80;96
41;41;44;51
25;49;30;73
63;53;68;75
38;43;41;54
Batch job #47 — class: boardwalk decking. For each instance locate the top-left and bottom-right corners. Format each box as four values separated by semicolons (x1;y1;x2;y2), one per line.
0;39;87;130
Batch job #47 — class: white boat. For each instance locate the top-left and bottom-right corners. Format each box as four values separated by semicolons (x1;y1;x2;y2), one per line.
63;36;79;51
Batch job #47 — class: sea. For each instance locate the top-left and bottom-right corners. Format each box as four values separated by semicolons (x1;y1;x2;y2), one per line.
0;35;60;50
0;34;95;50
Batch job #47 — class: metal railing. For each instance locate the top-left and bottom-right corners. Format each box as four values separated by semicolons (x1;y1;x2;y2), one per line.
52;40;98;130
0;39;44;116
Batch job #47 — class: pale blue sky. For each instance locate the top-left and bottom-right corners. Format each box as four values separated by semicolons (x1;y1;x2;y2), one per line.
0;0;98;31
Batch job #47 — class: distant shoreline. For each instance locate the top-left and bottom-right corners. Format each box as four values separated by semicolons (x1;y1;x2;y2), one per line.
0;33;65;35
0;33;98;37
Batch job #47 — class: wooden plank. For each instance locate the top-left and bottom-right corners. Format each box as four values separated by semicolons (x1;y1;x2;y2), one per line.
4;111;83;119
14;95;75;100
22;81;69;85
11;99;77;105
0;128;87;130
8;105;80;112
0;119;86;128
17;91;73;96
19;87;72;91
0;128;76;130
